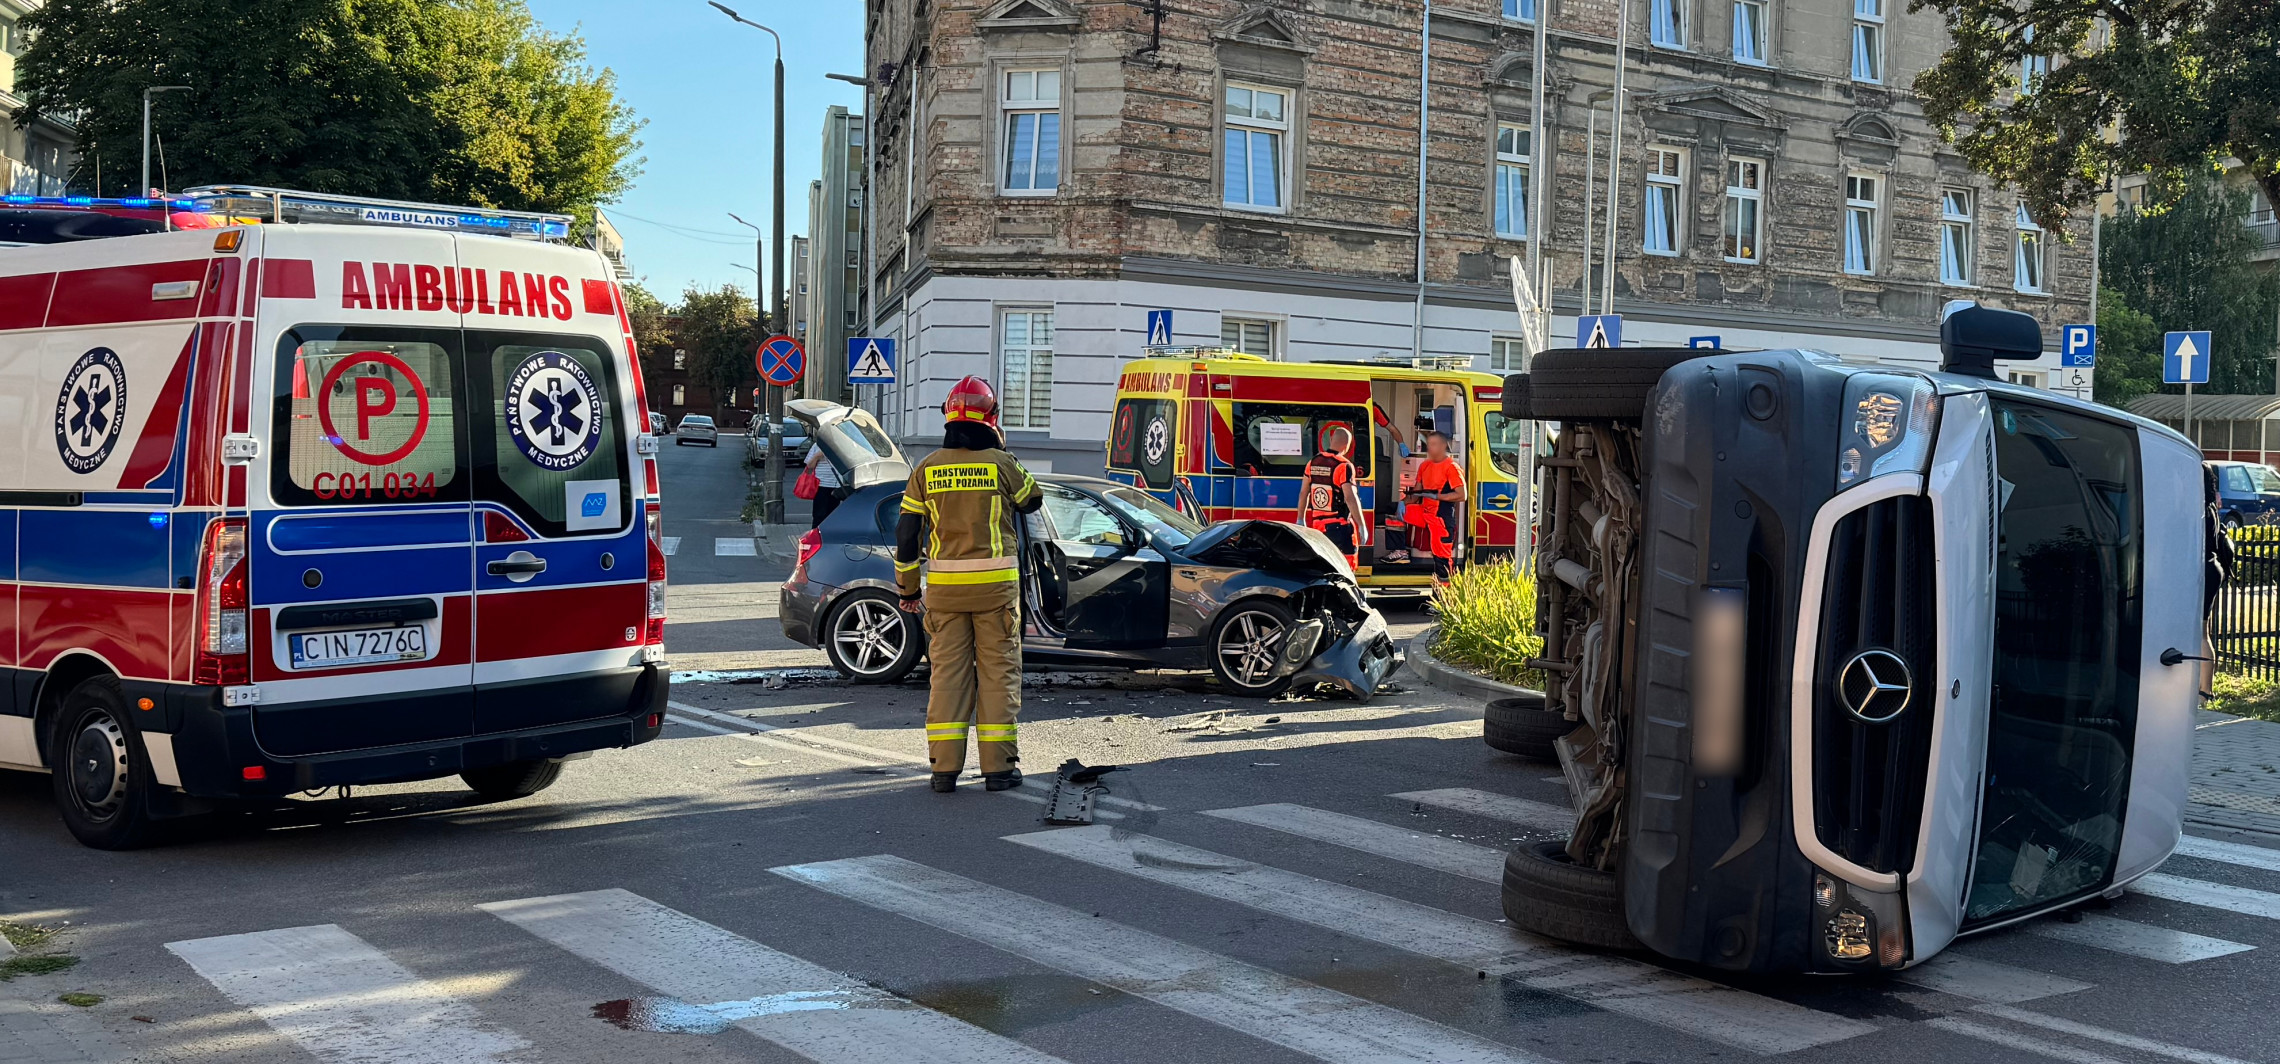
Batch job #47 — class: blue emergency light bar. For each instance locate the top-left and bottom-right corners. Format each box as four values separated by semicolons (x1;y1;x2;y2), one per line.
182;185;577;242
0;194;199;211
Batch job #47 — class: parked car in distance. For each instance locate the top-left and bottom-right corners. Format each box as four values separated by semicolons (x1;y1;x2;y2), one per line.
649;411;669;435
2207;460;2280;529
745;419;811;467
674;414;718;447
778;399;1401;700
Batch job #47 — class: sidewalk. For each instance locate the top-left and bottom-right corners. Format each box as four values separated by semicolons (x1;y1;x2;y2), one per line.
2190;709;2280;837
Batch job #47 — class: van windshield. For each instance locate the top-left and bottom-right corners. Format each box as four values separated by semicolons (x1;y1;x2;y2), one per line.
1965;399;2143;926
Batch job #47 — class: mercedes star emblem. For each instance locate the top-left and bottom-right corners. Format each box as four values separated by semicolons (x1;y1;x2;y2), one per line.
1837;649;1912;723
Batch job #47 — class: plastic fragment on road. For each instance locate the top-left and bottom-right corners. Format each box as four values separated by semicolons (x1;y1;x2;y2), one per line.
1042;758;1124;826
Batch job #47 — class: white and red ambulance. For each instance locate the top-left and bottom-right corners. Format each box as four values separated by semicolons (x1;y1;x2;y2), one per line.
0;187;668;848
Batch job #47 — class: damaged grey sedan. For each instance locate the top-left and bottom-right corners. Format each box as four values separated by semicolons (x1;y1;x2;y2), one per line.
777;400;1402;699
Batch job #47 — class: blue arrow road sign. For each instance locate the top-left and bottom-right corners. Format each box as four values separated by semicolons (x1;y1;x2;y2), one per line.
1146;310;1174;347
2164;331;2211;385
1688;335;1721;350
757;335;805;387
2062;324;2096;367
847;336;896;384
1579;314;1622;349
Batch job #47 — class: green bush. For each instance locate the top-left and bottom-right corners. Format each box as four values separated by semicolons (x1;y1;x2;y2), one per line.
1429;562;1545;690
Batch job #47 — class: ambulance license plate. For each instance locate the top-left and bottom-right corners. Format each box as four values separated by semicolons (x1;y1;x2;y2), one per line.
289;625;429;669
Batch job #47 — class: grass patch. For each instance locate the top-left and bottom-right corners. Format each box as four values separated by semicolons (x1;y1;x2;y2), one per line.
2211;672;2280;722
1429;562;1545;690
1;955;78;980
738;478;769;524
1;922;57;952
57;992;101;1007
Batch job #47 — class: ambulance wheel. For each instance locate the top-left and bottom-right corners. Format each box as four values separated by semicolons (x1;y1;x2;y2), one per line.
824;590;923;684
460;759;563;800
49;676;161;850
1484;692;1569;761
1501;840;1642;951
1210;599;1297;698
1523;347;1705;421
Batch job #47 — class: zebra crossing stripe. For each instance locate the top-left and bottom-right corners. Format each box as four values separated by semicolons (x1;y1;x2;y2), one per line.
714;537;757;556
480;888;1071;1064
1005;825;1877;1054
1894;953;2091;1003
1970;1004;2260;1064
2175;835;2280;874
773;854;1560;1064
2132;873;2280;921
1927;1017;2136;1064
1202;803;1504;882
2026;913;2254;964
165;925;531;1064
1391;788;1572;832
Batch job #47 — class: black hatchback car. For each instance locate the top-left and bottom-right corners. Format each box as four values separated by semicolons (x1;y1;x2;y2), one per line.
776;400;1401;699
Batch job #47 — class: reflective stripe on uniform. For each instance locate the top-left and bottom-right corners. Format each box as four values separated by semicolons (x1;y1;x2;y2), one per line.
927;723;970;737
927;556;1016;572
927;568;1021;585
901;494;927;514
894;560;921;573
1014;469;1037;503
990;495;1003;557
975;724;1018;741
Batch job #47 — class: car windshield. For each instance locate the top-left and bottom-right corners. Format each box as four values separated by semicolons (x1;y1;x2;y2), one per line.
1966;398;2143;926
1483;411;1528;477
1102;485;1204;549
681;416;712;426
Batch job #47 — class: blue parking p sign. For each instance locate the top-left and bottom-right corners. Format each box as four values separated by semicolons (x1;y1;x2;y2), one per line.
2061;324;2096;367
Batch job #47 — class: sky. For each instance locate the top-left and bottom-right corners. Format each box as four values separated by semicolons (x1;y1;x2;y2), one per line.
525;0;864;307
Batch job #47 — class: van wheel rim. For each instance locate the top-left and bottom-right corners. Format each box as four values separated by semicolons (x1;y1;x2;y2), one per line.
835;599;907;675
1217;610;1287;688
67;712;129;821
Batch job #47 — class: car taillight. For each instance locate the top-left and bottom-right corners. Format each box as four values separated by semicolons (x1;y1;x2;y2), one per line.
194;518;250;686
795;529;822;572
645;502;667;644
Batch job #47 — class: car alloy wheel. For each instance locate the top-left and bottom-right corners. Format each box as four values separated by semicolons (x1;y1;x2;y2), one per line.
65;708;130;824
834;596;909;676
1216;608;1289;689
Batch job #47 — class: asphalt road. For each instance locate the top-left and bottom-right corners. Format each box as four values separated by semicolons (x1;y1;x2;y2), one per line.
3;441;2279;1064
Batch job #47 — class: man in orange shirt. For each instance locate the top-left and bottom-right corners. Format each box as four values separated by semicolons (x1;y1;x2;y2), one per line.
1403;431;1465;581
1296;424;1369;568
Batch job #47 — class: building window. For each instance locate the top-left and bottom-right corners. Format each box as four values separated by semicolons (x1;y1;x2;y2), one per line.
1223;84;1289;211
1852;0;1883;83
1940;187;1976;285
1644;148;1684;255
1722;158;1763;263
671;384;685;406
2019;27;2049;94
1843;173;1879;275
1000;309;1054;429
1503;0;1536;21
846;308;861;329
1222;317;1277;357
2014;206;2047;293
1000;69;1061;194
1491;337;1530;372
672;349;687;370
1732;0;1767;63
2006;370;2044;389
1494;124;1530;239
1651;0;1686;48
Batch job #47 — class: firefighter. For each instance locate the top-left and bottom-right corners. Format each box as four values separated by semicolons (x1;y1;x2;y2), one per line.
896;376;1044;793
1296;423;1369;568
1403;430;1466;581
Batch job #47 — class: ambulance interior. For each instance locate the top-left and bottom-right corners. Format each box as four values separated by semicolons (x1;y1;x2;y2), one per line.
1366;378;1467;572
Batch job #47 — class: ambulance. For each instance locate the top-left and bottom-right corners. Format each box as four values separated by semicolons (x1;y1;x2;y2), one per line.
1105;352;1525;594
0;187;668;849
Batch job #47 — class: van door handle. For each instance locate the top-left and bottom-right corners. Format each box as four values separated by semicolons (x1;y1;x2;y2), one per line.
488;551;548;580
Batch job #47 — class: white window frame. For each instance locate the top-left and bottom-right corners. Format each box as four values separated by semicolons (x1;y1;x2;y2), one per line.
1643;147;1685;256
2006;370;2044;389
1722;158;1765;264
672;348;687;370
1223;83;1291;213
1939;187;1976;286
671;383;685;406
1490;336;1530;373
998;307;1055;430
1503;0;1536;21
1651;0;1688;49
1494;123;1531;239
2019;25;2049;95
1843;172;1879;275
1852;0;1884;84
1732;0;1768;64
2013;205;2048;294
998;68;1062;196
1221;316;1279;358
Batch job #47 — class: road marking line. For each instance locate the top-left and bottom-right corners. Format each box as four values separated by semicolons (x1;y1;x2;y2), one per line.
773;854;1558;1064
1972;1005;2259;1064
1391;788;1572;832
2025;912;2254;963
1894;953;2091;1003
2176;834;2280;874
165;925;530;1064
714;537;757;557
1005;825;1876;1054
1203;803;1503;882
2133;873;2280;920
1929;1017;2135;1064
480;888;1070;1064
660;536;681;556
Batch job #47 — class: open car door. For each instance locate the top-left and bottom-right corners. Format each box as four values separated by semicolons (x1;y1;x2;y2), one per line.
1032;484;1169;650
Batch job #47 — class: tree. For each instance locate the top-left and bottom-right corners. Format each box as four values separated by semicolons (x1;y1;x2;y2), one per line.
2090;301;2161;409
17;0;642;224
673;285;760;418
2095;182;2280;399
1912;0;2280;228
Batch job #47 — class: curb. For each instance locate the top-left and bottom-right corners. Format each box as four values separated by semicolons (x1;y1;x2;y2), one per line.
1405;625;1538;708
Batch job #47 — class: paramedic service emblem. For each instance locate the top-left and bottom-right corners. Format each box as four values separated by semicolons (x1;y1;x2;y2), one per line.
1143;414;1170;466
54;347;127;475
506;351;602;471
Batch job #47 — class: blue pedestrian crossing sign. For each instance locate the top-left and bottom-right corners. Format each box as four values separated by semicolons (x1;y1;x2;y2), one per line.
2164;331;2212;385
1145;310;1174;348
847;336;896;385
2061;324;2096;367
1579;314;1622;349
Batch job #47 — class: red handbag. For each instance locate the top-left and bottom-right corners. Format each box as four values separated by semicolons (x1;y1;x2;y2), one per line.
793;468;821;500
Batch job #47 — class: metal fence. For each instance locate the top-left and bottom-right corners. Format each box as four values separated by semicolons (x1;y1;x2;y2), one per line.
2213;532;2280;681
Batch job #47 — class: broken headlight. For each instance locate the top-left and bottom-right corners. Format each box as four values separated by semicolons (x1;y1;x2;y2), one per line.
1836;372;1939;490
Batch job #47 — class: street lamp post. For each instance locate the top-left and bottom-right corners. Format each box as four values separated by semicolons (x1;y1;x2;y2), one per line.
141;85;190;196
710;2;788;525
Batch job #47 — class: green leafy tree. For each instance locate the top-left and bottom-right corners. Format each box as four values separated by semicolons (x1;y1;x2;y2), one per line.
673;285;760;418
1912;0;2280;227
2096;183;2280;397
17;0;642;223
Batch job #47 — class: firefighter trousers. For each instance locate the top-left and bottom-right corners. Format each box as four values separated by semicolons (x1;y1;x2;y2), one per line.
922;601;1022;774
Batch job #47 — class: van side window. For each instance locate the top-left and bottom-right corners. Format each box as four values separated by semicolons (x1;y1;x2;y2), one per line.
1109;398;1177;489
2223;465;2254;494
471;333;629;537
270;329;468;506
1230;402;1369;480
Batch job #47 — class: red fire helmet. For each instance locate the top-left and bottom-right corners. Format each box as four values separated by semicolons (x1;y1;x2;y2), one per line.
944;375;1000;429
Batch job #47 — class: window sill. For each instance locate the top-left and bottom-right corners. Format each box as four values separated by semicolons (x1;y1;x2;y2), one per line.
1643;249;1681;258
2013;287;2048;296
1222;201;1290;216
1852;77;1885;86
1494;231;1530;241
1842;268;1876;277
1733;56;1771;67
1499;15;1538;26
1723;256;1762;266
998;188;1060;198
1940;280;1980;290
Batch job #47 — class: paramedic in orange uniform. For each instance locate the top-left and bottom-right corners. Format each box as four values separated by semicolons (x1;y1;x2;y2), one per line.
1296;424;1369;567
1403;431;1465;581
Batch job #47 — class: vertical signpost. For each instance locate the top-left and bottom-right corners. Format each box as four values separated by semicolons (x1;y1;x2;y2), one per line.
2165;330;2212;450
756;336;806;523
2060;324;2096;399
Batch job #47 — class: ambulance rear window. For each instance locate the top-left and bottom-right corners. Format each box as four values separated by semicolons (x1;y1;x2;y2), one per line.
471;332;629;537
270;329;467;506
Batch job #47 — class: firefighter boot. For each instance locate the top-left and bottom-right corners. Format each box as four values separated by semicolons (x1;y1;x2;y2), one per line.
984;769;1024;791
931;772;958;793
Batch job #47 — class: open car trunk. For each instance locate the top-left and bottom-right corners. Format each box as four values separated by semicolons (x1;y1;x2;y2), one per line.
786;399;908;489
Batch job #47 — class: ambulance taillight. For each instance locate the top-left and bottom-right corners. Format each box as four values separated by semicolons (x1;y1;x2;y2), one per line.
644;503;667;645
193;518;250;686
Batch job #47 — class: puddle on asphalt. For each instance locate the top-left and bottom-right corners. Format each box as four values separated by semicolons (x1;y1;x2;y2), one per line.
592;990;857;1033
903;973;1121;1035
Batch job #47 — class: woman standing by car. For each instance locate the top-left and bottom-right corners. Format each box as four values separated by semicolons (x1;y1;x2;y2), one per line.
804;442;843;528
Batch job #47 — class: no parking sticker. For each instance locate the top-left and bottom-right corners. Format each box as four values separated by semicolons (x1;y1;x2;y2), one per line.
317;351;430;466
506;351;602;471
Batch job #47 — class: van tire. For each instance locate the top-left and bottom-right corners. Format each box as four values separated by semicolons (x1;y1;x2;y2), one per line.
1501;840;1642;951
1522;348;1706;421
1484;693;1569;760
48;676;162;850
460;759;564;800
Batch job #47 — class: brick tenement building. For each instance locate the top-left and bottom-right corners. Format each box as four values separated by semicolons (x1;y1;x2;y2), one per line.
862;0;2092;472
